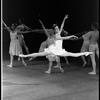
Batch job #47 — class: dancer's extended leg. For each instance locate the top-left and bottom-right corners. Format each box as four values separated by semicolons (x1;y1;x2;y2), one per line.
62;52;93;57
19;52;49;58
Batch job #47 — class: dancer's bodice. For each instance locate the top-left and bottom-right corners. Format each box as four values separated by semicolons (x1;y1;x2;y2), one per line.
54;39;63;50
10;31;18;41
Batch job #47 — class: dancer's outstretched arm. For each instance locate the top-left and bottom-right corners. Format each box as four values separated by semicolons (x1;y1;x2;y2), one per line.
39;19;50;37
18;30;33;34
59;15;68;34
56;35;78;40
71;31;88;40
2;21;11;32
31;29;44;33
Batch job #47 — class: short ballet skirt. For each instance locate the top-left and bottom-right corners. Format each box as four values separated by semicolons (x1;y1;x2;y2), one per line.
44;44;66;56
9;39;23;56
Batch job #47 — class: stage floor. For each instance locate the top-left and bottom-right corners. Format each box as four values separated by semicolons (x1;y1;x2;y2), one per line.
2;60;99;100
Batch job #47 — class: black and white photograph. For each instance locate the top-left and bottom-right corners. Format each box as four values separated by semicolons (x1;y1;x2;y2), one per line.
2;0;99;100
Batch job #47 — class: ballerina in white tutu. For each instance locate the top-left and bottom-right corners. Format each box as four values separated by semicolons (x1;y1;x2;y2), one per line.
19;15;93;60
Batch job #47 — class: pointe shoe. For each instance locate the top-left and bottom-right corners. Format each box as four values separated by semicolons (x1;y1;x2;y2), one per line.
88;71;96;75
45;70;51;74
7;64;13;68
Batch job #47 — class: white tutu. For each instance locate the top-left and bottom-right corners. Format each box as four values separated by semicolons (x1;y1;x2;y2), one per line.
44;40;66;56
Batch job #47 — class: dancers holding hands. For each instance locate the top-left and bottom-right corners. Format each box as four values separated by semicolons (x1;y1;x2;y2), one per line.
19;15;93;61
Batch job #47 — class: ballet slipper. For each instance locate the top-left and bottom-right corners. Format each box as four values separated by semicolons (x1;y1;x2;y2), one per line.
7;64;13;68
45;70;51;74
88;71;96;75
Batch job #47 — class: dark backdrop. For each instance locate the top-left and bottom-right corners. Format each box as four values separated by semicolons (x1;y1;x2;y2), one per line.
2;0;99;61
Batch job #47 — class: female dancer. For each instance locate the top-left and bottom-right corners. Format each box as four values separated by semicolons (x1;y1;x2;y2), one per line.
19;15;93;61
16;19;32;61
30;24;70;64
75;31;90;67
39;19;64;73
3;21;31;67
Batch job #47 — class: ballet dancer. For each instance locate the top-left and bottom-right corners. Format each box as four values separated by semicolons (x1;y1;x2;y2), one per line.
74;31;90;67
3;21;32;67
84;23;99;75
16;19;32;60
30;24;70;64
19;15;93;64
16;18;32;31
39;19;64;73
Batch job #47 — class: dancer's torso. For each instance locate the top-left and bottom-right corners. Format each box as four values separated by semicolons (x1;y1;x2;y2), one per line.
89;31;99;44
10;31;18;41
83;31;99;45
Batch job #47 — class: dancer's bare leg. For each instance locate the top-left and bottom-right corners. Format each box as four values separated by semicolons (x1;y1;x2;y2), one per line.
96;48;99;59
19;51;93;58
53;56;64;72
23;42;33;61
62;52;93;57
88;53;96;75
45;61;53;74
7;54;13;67
45;55;56;74
19;52;48;58
64;57;69;64
21;57;27;66
57;60;64;73
81;55;87;67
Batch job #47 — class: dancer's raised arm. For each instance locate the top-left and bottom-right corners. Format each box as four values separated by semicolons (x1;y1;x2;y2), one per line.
59;15;68;34
2;21;11;32
39;19;50;37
